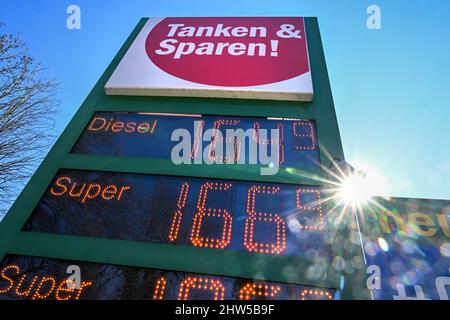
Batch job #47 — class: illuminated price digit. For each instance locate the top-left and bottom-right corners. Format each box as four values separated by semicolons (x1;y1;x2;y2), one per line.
168;183;190;242
296;188;324;231
152;276;166;300
190;120;204;160
292;121;316;150
253;122;285;164
190;182;233;249
239;283;281;300
208;119;241;163
244;185;286;255
178;276;225;300
299;289;333;300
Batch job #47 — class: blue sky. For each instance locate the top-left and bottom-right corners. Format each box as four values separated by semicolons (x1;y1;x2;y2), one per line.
1;0;450;201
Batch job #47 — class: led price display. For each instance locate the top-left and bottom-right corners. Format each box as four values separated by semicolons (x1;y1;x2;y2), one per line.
0;255;335;300
24;170;331;259
71;112;320;170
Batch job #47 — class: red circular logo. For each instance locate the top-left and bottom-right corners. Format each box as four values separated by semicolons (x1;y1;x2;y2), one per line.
146;17;309;87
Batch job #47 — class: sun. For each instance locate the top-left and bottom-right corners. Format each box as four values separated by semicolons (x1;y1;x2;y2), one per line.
336;163;389;207
338;173;371;205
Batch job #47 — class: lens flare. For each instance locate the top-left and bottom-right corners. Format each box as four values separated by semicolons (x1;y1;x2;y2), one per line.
338;174;371;205
377;237;389;252
336;163;389;207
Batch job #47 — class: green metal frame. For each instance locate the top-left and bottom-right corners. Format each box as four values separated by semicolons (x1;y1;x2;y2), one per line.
0;18;346;292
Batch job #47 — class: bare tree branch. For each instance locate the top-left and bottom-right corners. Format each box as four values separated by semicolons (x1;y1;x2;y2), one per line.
0;22;58;217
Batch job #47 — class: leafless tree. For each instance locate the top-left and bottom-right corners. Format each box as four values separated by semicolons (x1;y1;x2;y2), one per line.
0;23;58;217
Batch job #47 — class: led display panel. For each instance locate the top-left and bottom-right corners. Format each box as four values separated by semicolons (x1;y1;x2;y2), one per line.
23;170;331;260
0;255;335;300
71;112;320;171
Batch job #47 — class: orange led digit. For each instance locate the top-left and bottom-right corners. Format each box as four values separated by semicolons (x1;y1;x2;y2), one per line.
153;276;167;300
244;185;286;255
238;283;281;300
252;122;285;164
169;183;190;242
207;119;241;163
190;182;233;249
292;121;316;150
296;188;324;231
177;276;225;300
300;289;333;300
190;120;204;160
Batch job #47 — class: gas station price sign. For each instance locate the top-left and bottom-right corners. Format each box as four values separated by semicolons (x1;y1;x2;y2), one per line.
23;170;331;260
71;112;320;171
0;17;345;301
0;255;335;300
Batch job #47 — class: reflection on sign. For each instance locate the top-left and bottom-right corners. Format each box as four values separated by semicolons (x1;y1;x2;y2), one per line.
361;197;450;300
0;255;335;300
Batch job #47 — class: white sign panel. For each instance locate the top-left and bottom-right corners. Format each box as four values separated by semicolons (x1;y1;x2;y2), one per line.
105;17;313;101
